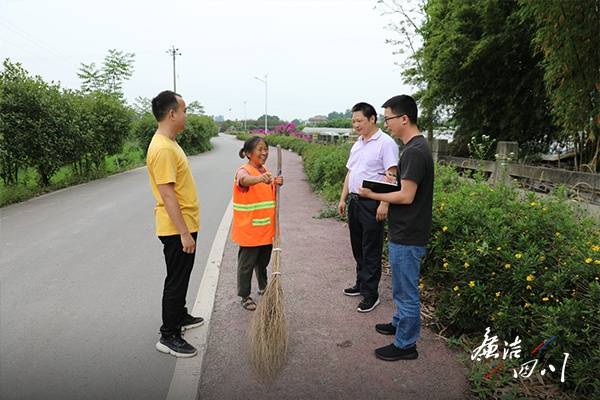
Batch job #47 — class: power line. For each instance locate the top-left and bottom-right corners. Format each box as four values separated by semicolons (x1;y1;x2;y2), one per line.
0;17;69;61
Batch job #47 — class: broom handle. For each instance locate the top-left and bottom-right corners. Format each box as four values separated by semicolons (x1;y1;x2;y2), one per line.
275;145;282;248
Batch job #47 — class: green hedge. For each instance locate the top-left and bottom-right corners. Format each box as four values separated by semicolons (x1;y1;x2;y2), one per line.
235;132;600;398
0;59;219;206
0;60;134;187
133;113;218;156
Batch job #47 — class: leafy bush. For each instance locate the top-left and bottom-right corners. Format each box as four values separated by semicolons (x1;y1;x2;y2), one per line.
0;61;79;185
132;113;218;156
302;143;349;202
425;166;600;397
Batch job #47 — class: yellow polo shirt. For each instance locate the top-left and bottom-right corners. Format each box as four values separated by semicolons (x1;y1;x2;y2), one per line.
146;133;200;236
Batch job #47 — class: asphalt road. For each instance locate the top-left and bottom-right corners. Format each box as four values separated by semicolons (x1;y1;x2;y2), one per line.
0;133;243;400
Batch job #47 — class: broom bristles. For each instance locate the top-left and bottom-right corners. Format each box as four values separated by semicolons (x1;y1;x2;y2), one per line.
249;144;287;384
248;251;287;383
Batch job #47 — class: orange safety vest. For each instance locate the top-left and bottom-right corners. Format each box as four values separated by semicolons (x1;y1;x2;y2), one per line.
231;163;276;247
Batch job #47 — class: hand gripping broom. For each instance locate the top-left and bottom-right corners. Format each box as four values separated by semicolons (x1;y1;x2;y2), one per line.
249;145;287;383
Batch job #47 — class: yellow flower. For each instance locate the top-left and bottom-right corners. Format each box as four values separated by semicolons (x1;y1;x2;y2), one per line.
542;207;548;212
495;292;501;297
539;255;546;262
592;245;599;252
526;285;532;290
442;226;448;232
585;258;593;264
542;297;549;301
443;262;449;269
524;303;530;308
419;283;424;289
555;232;561;237
526;274;535;281
469;281;475;288
595;260;600;265
504;263;511;269
497;247;502;251
464;262;470;268
530;201;537;207
453;286;459;292
515;253;523;259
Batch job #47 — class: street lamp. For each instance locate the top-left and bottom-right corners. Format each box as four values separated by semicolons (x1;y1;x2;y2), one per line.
254;74;268;133
243;100;247;132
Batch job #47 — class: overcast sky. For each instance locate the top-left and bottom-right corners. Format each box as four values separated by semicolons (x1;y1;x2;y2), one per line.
0;0;414;121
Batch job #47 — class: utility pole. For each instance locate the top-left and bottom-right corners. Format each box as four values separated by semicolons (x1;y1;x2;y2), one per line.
166;45;181;92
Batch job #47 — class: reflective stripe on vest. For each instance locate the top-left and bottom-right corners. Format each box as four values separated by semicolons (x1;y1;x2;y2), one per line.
233;200;275;211
252;217;271;226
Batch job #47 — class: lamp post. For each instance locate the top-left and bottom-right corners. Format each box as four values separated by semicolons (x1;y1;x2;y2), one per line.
254;74;268;133
243;100;247;132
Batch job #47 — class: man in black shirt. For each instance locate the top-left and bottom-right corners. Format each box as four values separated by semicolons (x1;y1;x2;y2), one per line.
358;95;434;361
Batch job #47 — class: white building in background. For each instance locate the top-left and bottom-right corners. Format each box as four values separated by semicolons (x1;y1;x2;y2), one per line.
302;127;353;136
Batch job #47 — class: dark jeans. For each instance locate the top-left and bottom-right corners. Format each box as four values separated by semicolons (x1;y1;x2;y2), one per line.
237;245;272;298
158;232;197;337
347;194;384;300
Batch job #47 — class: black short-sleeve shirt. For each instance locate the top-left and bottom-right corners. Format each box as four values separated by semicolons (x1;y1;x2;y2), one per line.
388;135;434;246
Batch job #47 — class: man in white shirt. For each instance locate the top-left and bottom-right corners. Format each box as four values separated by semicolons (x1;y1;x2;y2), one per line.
338;102;399;312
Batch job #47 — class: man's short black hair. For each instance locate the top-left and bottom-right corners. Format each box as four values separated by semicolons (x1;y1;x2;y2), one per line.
382;95;418;125
152;90;181;121
351;102;377;123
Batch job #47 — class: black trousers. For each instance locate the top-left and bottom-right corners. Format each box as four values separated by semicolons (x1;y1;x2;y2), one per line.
237;245;272;298
347;194;384;301
158;232;197;337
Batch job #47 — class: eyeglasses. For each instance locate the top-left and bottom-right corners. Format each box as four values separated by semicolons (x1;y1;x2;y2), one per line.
384;115;404;123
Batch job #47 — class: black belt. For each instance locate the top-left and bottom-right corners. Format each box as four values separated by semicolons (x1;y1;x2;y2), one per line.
349;193;377;202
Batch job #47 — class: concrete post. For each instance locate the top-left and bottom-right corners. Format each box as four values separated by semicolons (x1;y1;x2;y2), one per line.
492;141;519;185
431;139;449;162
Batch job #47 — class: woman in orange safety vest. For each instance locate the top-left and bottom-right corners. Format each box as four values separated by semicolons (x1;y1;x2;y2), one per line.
232;136;283;310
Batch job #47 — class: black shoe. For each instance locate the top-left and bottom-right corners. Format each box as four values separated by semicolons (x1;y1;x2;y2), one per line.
343;285;361;296
357;297;380;313
375;343;418;361
375;323;396;335
181;314;204;331
156;333;198;358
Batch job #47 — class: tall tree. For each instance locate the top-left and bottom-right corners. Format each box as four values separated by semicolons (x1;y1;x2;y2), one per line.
408;0;557;156
78;49;135;98
187;100;205;115
132;96;152;115
519;0;600;171
379;0;441;141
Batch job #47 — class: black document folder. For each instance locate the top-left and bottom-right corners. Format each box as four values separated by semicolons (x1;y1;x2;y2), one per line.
361;179;400;193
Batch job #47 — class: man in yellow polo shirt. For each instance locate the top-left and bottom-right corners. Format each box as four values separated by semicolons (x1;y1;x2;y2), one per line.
146;90;204;358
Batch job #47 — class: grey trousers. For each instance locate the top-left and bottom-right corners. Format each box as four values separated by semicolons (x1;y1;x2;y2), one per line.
237;244;273;298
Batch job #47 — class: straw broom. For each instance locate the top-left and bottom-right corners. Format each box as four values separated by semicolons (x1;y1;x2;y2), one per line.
249;145;288;383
